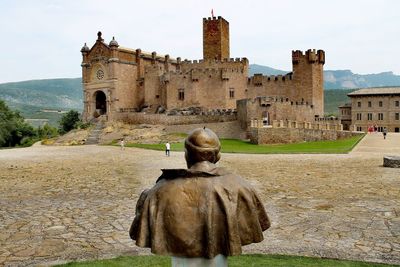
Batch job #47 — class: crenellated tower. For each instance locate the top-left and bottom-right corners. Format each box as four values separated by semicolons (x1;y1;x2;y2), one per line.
292;49;325;117
203;16;230;60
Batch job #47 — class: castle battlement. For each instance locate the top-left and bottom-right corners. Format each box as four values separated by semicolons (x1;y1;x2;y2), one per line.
248;73;293;86
180;57;248;65
203;16;228;23
292;49;325;64
246;96;314;109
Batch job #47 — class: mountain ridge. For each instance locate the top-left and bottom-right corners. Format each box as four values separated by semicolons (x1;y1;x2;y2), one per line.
249;64;400;89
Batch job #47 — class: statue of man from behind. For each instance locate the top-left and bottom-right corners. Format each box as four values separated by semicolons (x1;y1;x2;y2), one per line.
130;128;270;266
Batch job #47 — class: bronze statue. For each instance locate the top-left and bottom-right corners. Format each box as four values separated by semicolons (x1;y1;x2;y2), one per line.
130;128;270;259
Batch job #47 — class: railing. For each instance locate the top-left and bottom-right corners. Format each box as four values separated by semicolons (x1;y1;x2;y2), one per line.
250;119;344;131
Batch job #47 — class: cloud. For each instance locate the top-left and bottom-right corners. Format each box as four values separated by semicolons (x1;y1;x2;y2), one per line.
0;0;399;83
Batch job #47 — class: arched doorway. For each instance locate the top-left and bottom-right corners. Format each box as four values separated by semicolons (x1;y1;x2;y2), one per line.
95;91;107;116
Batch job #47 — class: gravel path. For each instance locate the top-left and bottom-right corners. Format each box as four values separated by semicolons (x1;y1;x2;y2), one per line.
0;133;399;266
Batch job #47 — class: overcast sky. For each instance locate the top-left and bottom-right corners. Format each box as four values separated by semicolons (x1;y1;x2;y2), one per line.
0;0;399;83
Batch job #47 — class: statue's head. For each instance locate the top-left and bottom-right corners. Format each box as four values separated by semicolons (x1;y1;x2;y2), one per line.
184;128;221;168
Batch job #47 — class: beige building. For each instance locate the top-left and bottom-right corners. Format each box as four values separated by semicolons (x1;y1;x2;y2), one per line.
80;16;325;126
344;87;400;132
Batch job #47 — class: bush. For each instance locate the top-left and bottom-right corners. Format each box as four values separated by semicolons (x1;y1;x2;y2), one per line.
75;121;91;130
37;124;59;139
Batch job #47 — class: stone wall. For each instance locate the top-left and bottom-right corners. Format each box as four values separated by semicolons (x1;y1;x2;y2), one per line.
165;121;245;139
250;127;362;144
237;97;316;130
114;112;237;125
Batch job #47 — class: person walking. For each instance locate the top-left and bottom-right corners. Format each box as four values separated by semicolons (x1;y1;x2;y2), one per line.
165;142;171;156
120;138;125;150
383;127;388;139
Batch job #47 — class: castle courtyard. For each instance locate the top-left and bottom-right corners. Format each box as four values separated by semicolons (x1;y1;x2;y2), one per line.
0;134;399;266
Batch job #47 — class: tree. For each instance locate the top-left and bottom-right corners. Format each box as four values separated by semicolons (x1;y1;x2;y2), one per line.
59;110;81;134
0;100;36;147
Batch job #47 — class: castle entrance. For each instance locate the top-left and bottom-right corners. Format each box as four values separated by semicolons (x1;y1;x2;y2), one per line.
95;91;107;116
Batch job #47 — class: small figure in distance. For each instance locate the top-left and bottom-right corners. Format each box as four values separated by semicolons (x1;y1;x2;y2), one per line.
383;127;388;139
165;141;170;156
119;138;125;150
130;128;270;264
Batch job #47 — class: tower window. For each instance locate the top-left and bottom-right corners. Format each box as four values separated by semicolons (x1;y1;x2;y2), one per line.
367;113;372;120
229;88;235;99
357;101;361;108
379;101;383;107
395;113;400;120
356;113;362;120
368;101;372;107
378;113;383;120
178;89;185;100
395;100;399;107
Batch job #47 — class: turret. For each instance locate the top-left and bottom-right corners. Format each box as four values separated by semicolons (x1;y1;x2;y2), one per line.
291;49;325;117
203;16;230;60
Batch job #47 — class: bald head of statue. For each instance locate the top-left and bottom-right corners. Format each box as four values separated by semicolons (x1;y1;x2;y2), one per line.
184;128;221;168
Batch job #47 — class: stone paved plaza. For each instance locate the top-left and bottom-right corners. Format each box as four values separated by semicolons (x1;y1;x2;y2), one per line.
0;133;400;266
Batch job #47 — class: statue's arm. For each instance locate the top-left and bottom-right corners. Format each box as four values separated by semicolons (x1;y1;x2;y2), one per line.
129;189;150;240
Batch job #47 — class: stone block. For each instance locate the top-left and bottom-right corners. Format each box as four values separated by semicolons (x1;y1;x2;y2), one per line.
383;156;400;168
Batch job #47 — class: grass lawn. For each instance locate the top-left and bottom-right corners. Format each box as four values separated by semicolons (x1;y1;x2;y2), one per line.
125;134;364;154
56;254;397;267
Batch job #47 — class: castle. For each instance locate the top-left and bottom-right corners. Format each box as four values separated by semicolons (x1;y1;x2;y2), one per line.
80;16;325;131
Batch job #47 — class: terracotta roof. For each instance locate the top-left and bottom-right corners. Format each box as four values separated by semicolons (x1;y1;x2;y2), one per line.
348;87;400;96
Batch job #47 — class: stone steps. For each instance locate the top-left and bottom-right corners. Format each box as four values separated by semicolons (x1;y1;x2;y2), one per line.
85;121;104;145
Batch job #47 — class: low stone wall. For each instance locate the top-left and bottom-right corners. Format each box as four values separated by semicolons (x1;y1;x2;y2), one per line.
114;112;237;125
250;127;363;144
165;121;245;139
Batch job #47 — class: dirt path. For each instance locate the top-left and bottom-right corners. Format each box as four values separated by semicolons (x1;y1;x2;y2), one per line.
0;135;399;266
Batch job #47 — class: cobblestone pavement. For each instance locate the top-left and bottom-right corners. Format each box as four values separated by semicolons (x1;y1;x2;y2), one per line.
0;134;399;266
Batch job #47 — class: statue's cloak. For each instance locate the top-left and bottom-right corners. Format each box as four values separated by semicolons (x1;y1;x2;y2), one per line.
129;161;270;259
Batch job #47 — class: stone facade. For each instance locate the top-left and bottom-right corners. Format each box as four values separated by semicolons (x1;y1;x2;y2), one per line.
342;88;400;133
237;96;317;131
81;16;325;126
338;103;352;131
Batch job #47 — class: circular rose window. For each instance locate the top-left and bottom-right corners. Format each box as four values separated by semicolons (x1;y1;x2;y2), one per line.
96;69;104;80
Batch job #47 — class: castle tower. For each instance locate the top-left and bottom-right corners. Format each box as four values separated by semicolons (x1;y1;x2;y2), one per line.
292;49;325;117
203;16;230;60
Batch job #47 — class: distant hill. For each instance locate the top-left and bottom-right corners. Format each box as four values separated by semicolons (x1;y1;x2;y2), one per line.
324;88;357;115
0;78;83;126
249;64;288;76
249;64;400;89
0;78;83;109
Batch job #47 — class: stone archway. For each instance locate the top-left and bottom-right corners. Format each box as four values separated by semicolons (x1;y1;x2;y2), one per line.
94;91;107;116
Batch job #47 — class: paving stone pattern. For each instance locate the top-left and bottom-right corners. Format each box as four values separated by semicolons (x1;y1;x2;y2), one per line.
0;133;399;266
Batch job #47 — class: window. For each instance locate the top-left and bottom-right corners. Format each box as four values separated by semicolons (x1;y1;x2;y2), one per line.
395;101;399;107
356;113;362;120
368;101;372;107
379;101;383;107
396;113;400;120
229;88;235;99
378;113;383;120
367;113;372;120
357;126;362;131
357;101;361;108
178;89;184;100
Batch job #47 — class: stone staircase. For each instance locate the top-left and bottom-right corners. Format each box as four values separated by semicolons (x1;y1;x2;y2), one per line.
85;118;105;145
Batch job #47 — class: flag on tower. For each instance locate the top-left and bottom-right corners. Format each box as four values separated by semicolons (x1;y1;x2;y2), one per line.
211;9;214;17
